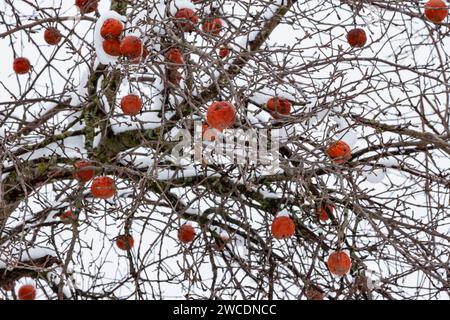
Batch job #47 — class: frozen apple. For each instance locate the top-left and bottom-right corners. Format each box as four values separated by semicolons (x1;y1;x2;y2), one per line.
202;18;223;35
218;46;230;58
75;0;98;14
100;18;123;39
327;140;351;164
266;97;291;118
13;57;31;74
178;224;196;243
116;234;134;251
424;0;448;23
103;39;121;56
347;28;367;47
327;251;351;276
18;284;36;300
175;8;199;32
44;27;62;45
165;48;184;66
120;94;142;116
120;36;143;59
206;101;236;131
271;215;295;239
91;176;116;199
73;159;95;182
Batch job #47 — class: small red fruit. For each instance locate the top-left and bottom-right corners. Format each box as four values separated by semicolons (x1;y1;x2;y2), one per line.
424;0;448;23
120;94;142;116
317;204;334;221
120;36;143;59
202;18;223;35
73;160;95;182
91;176;116;199
116;234;134;251
347;28;367;48
175;8;199;32
165;48;184;66
18;284;36;300
218;46;230;58
102;39;121;56
60;209;75;224
266;97;291;118
44;27;62;45
75;0;98;14
271;215;295;239
327;251;351;276
13;57;31;74
327;140;351;164
100;18;123;39
206;101;236;131
178;224;196;243
306;286;324;300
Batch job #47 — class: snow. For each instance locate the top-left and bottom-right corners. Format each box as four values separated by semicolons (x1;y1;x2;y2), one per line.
220;231;230;241
19;135;86;162
378;158;400;167
46;268;74;298
276;210;290;217
360;165;386;184
259;189;283;199
21;247;56;261
338;129;358;149
169;0;197;16
118;148;156;169
0;247;56;269
184;220;195;227
94;10;126;65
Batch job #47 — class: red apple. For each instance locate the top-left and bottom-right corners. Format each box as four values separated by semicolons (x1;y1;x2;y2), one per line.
326;140;351;164
103;39;121;56
178;224;196;243
44;27;62;45
165;48;184;66
100;18;123;39
18;284;36;300
75;0;98;14
120;94;142;116
120;36;143;59
266;97;291;118
91;176;116;199
131;47;149;64
116;234;134;251
13;57;31;74
327;251;351;276
317;204;334;221
175;8;199;32
424;0;448;23
206;101;236;131
218;46;230;58
271;215;295;239
73;159;95;182
202;18;223;35
347;28;367;47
